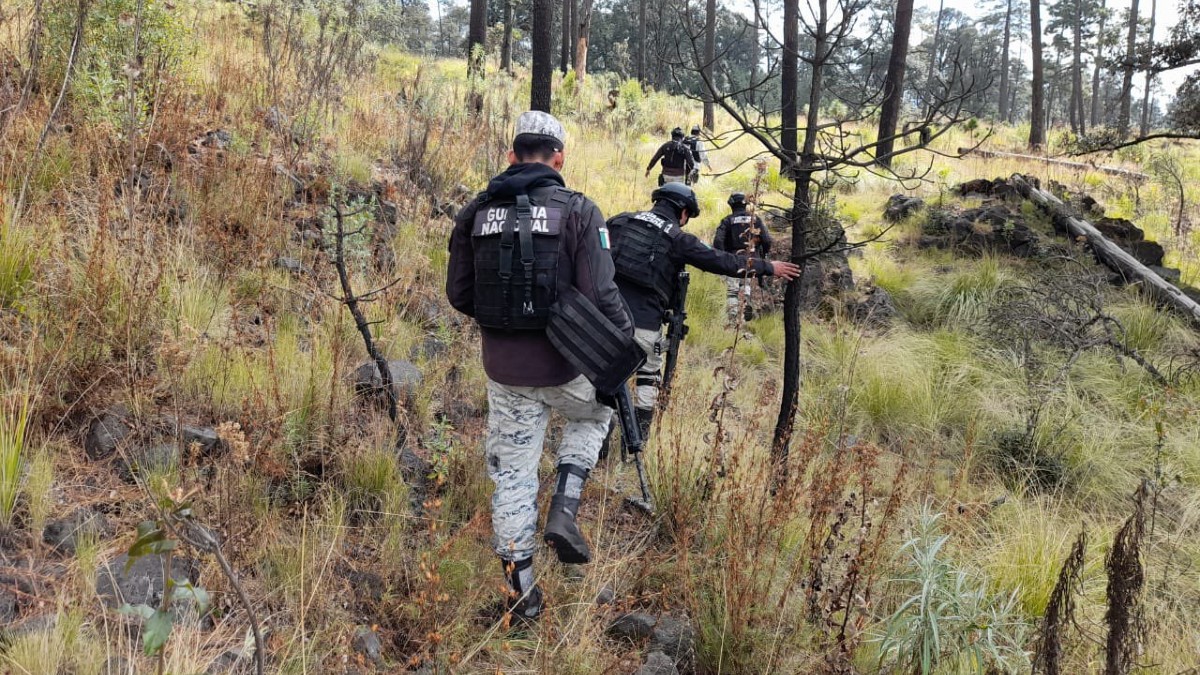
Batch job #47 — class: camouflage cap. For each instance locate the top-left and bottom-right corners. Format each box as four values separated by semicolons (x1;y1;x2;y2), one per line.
514;111;566;150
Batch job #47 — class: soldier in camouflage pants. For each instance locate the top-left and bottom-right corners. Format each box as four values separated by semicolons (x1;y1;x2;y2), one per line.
485;375;611;561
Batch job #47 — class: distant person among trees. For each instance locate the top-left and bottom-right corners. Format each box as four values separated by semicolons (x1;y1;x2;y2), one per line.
683;125;710;183
605;183;800;441
713;192;773;325
644;127;695;186
446;111;631;621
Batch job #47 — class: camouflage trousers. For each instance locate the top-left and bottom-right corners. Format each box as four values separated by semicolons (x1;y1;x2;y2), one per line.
633;328;666;410
726;277;749;324
486;375;611;561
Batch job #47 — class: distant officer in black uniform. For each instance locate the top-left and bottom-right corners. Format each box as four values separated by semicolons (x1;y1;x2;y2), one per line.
644;127;695;186
606;183;801;437
713;192;772;324
682;125;709;184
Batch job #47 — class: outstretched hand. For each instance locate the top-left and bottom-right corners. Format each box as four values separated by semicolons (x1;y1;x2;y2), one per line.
769;260;802;280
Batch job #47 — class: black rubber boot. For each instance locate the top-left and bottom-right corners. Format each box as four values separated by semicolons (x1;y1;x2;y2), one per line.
543;464;592;564
635;407;654;446
501;556;542;620
599;417;615;462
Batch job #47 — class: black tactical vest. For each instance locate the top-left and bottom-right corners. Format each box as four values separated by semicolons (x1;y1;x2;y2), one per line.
726;212;755;250
611;211;678;304
471;188;576;330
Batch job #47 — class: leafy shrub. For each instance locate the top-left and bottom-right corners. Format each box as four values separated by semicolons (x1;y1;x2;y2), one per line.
44;0;186;129
876;508;1032;674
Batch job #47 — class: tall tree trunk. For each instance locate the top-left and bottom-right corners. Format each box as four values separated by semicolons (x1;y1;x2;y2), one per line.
876;0;914;167
637;0;646;83
781;0;798;174
1029;0;1046;147
702;0;716;129
561;0;570;72
501;0;514;74
748;15;760;108
575;0;593;81
1072;0;1086;133
533;0;553;110
1139;0;1157;135
569;0;579;70
1091;0;1107;126
1117;0;1139;136
773;0;827;480
924;0;945;117
467;0;487;76
999;0;1012;121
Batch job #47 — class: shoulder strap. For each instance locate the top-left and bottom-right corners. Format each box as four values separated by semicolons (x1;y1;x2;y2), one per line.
516;194;536;317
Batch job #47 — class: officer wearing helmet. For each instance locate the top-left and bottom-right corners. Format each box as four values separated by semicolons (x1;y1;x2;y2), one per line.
644;127;695;186
714;192;773;324
606;183;801;438
682;125;710;183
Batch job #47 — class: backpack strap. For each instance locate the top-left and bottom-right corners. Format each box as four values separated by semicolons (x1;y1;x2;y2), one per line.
516;194;536;316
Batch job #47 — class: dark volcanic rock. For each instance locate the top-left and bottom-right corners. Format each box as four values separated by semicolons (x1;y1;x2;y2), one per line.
353;360;423;399
608;612;658;641
922;205;1039;257
957;177;1018;199
351;625;383;664
85;407;132;461
649;615;697;668
1128;240;1165;267
0;586;16;624
43;508;112;555
96;554;197;608
1094;217;1145;243
848;286;898;328
115;444;181;483
636;651;680;675
883;194;925;222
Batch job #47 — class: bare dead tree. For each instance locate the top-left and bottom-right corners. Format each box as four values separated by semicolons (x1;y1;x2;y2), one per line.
661;0;986;486
331;203;400;423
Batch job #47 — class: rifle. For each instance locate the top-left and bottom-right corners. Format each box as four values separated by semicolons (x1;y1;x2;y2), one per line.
613;385;654;514
660;270;690;407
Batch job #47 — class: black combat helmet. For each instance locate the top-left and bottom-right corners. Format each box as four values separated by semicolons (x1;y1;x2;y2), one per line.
728;192;746;208
691;125;701;135
671;127;684;139
652;182;701;218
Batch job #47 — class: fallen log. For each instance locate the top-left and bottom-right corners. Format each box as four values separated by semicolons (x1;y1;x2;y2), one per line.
1010;174;1200;327
959;148;1148;182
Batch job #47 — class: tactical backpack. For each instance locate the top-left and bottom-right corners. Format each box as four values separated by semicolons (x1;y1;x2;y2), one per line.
610;211;678;304
663;141;691;171
471;187;579;330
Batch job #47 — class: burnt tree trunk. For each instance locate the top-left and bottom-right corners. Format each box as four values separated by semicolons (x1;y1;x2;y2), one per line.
532;0;554;111
702;0;716;129
467;0;487;76
924;0;945;117
773;0;827;482
575;0;594;81
560;0;570;73
999;0;1013;122
637;0;646;83
501;0;514;74
1117;0;1139;136
781;0;798;174
1091;0;1107;126
1030;0;1046;148
876;0;914;168
1071;0;1086;135
1139;0;1157;136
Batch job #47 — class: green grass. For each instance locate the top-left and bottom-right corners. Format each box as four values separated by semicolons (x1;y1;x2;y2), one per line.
0;217;37;311
0;392;30;529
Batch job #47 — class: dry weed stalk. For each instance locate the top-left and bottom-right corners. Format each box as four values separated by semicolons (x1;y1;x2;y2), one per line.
1105;481;1148;675
1034;528;1088;675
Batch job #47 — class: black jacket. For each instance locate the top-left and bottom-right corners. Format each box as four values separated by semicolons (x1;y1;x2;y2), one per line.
713;208;772;257
608;202;774;330
447;163;632;386
646;140;695;175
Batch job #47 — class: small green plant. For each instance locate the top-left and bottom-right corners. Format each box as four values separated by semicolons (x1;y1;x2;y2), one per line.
24;450;55;538
0;221;36;311
876;507;1031;674
0;393;30;530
